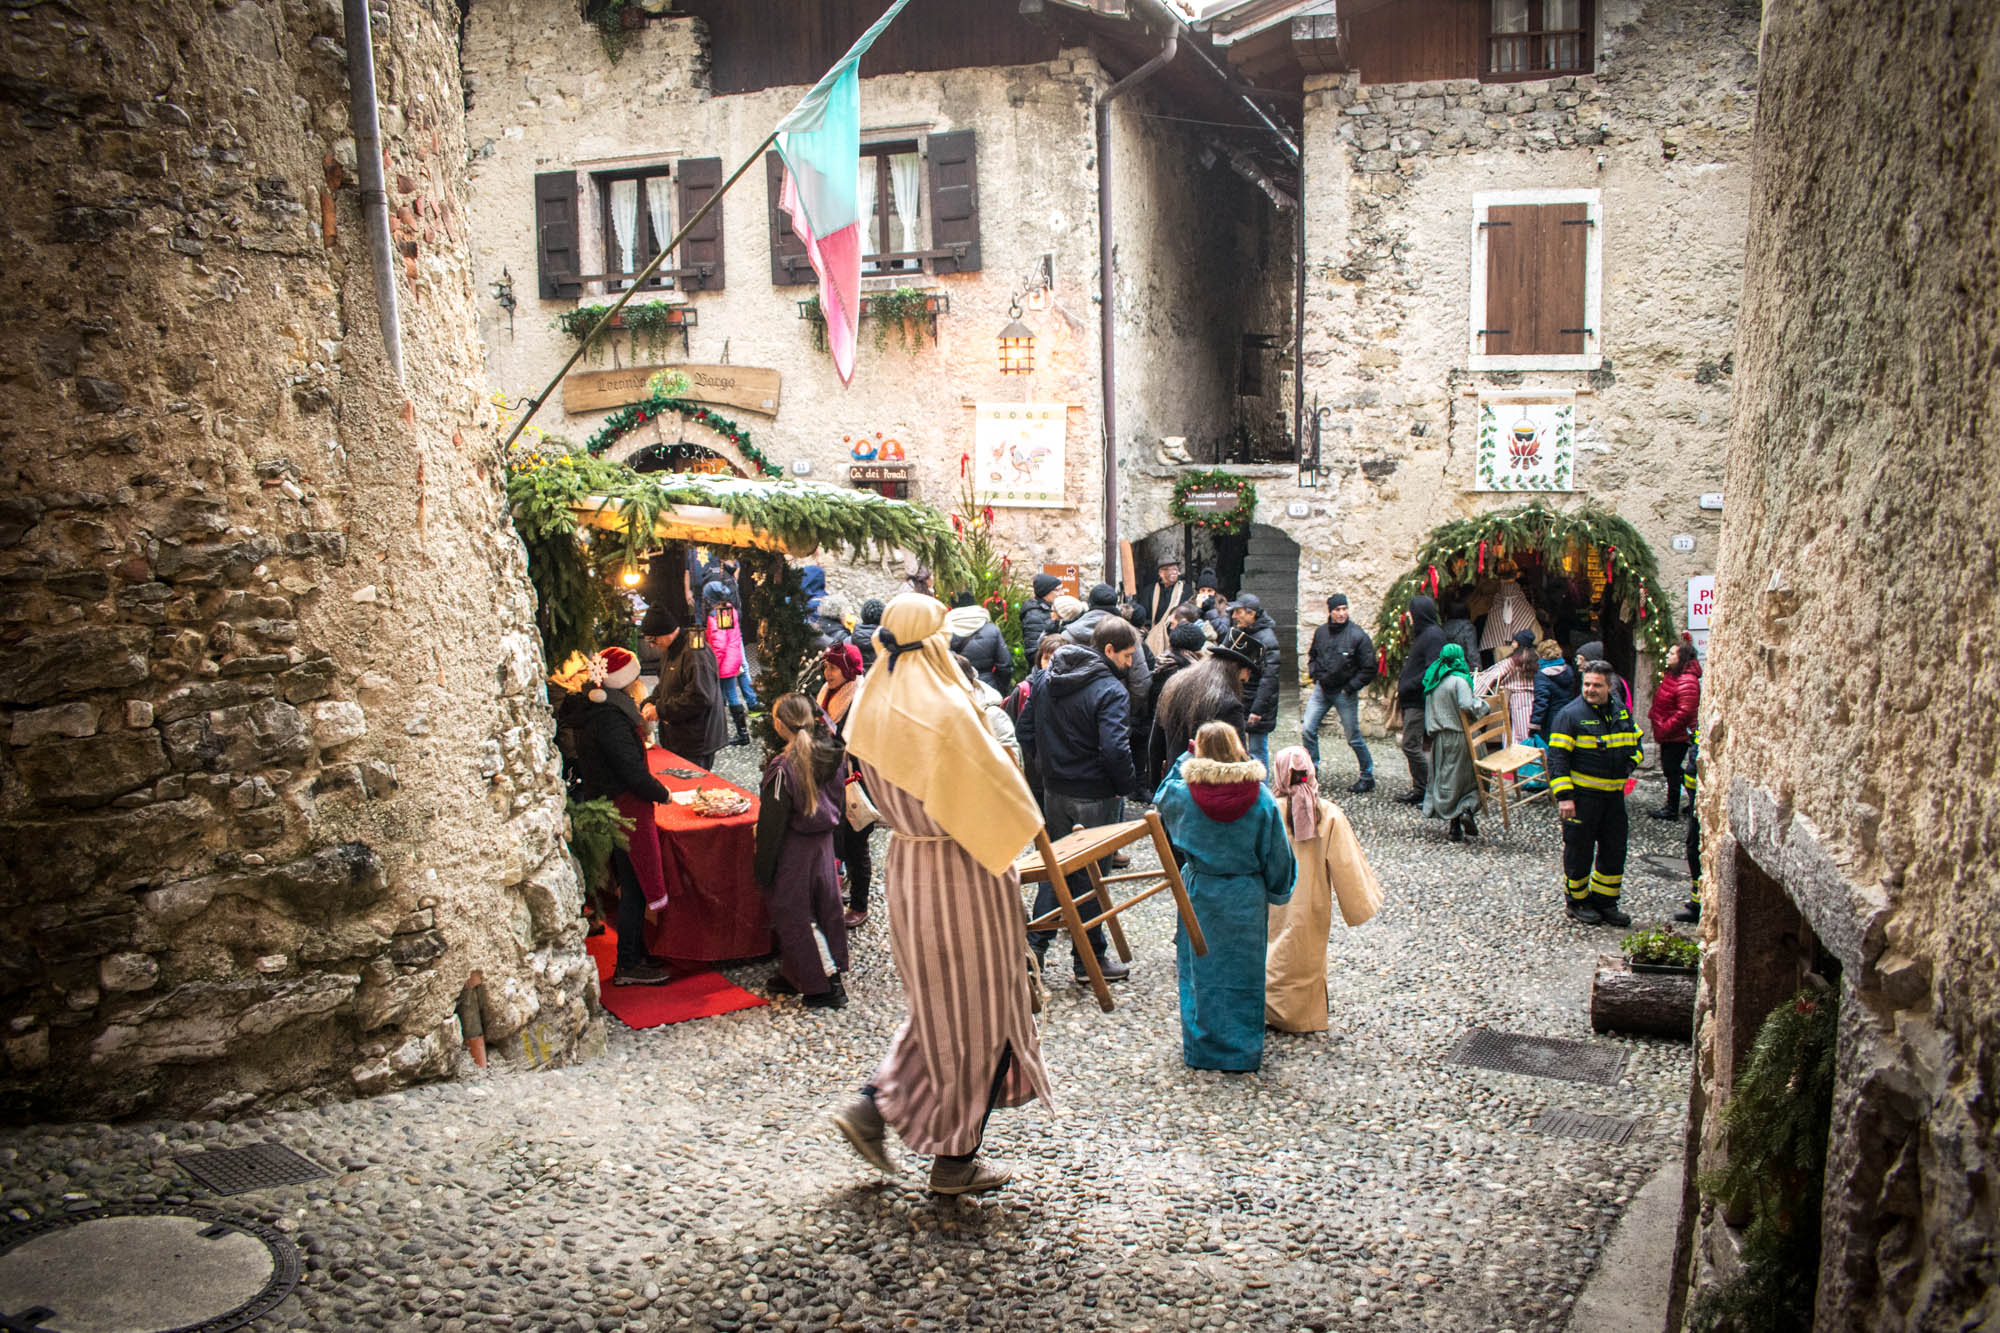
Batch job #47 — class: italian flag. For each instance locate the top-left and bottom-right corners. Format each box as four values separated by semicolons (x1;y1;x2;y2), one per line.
774;0;914;386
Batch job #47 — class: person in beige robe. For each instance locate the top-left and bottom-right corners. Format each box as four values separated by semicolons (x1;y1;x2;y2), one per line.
1264;746;1383;1032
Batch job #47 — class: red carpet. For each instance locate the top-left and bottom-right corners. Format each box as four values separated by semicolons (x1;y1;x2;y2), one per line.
586;928;769;1030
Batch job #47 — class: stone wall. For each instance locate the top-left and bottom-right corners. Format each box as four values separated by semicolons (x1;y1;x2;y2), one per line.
1128;0;1760;675
461;10;1126;601
1679;1;2000;1326
0;0;594;1119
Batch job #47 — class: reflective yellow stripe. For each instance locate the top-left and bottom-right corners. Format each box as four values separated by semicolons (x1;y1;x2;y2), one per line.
1569;773;1628;792
1592;872;1623;886
1683;772;1697;791
1571;731;1641;748
1550;776;1575;794
1548;734;1576;750
1565;876;1591;900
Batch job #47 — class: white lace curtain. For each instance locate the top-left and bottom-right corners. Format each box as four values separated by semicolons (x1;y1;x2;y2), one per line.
609;179;638;280
644;177;672;273
858;155;880;264
887;152;921;254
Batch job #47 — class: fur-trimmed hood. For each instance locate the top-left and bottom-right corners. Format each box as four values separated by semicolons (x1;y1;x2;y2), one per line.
1182;755;1266;822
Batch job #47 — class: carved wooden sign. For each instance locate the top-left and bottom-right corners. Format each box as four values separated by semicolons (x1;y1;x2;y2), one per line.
562;364;782;416
849;463;913;483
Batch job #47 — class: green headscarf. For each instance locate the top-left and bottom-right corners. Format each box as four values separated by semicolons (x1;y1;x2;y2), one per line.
1423;642;1474;695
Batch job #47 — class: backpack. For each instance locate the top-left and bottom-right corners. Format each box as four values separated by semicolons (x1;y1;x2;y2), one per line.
1002;678;1032;722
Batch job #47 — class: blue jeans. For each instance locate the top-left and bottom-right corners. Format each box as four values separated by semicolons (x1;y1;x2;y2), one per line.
1301;684;1373;776
1246;729;1269;772
720;673;759;708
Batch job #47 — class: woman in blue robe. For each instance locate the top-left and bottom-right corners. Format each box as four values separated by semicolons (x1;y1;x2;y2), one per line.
1154;721;1297;1071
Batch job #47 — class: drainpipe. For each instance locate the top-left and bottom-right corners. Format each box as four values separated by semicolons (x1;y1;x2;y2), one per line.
1097;23;1177;586
345;0;404;385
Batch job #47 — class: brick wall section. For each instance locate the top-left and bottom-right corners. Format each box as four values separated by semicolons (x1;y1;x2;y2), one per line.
0;0;595;1119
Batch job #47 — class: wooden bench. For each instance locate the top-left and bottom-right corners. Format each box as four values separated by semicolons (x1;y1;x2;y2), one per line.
1012;810;1208;1012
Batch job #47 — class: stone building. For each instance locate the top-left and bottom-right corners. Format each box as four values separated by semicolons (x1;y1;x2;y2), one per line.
0;0;595;1119
1133;0;1762;697
1671;1;2000;1327
460;0;1293;608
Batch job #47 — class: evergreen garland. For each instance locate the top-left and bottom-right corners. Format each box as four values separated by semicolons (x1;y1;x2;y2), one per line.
1370;501;1678;685
741;553;817;754
564;796;632;896
1170;470;1259;537
583;393;785;480
1690;986;1839;1333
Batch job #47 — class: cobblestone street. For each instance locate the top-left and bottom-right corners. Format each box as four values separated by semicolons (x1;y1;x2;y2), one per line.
0;755;1694;1333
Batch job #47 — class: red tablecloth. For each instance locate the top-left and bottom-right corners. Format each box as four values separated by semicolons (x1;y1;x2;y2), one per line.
642;747;772;964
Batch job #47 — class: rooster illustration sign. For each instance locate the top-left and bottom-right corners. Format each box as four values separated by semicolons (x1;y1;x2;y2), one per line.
973;402;1067;508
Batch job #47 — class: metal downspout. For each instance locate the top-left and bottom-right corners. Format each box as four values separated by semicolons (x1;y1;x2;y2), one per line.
345;0;403;385
1097;26;1178;586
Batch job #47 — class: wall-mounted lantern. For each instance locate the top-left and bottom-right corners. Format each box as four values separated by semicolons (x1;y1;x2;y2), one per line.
997;300;1035;375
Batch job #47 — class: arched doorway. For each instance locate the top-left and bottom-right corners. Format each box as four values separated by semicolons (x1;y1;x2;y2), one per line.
599;410;762;478
1132;521;1302;688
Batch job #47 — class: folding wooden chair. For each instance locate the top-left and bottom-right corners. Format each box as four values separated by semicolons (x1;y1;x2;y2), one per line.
1013;809;1208;1012
1462;708;1552;833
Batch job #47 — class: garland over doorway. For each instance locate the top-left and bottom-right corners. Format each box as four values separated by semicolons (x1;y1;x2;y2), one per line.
1373;501;1676;683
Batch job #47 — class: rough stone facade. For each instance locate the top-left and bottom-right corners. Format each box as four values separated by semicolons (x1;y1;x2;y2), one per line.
1127;0;1761;681
0;0;595;1120
1676;0;1999;1327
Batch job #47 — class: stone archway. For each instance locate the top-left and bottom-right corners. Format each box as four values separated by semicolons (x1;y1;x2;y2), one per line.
597;410;760;478
1131;520;1302;689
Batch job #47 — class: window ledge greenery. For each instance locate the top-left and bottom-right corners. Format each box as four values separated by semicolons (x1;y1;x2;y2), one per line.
797;287;946;354
555;301;691;363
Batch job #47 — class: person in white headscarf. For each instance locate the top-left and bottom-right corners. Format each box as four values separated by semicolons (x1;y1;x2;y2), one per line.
1265;745;1382;1033
828;594;1052;1196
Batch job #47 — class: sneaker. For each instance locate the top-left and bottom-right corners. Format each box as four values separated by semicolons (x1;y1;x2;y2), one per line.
843;909;868;929
1594;897;1633;928
1673;900;1701;924
927;1156;1012;1196
1075;955;1130;984
830;1096;897;1174
1349;776;1376;794
766;972;798;996
1565;900;1602;926
611;962;674;987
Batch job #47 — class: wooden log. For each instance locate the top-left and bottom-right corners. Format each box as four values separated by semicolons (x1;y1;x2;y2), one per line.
1590;959;1696;1040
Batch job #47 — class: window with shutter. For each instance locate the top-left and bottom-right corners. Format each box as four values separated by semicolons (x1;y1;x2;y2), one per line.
1469;189;1600;370
925;130;981;275
595;166;675;292
766;150;813;286
675;157;725;291
534;170;582;300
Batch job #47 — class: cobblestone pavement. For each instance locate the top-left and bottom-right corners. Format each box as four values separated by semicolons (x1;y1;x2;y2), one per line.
0;736;1697;1333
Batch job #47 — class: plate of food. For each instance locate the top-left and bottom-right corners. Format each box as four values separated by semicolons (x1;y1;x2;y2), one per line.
689;788;751;818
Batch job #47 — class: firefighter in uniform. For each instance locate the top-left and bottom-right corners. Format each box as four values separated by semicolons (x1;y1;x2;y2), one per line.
1674;727;1702;923
1546;660;1643;926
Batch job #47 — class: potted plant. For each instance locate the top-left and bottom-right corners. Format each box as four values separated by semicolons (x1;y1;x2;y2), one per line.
1620;926;1700;974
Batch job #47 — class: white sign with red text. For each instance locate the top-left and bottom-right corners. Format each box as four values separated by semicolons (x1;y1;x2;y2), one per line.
1687;575;1717;630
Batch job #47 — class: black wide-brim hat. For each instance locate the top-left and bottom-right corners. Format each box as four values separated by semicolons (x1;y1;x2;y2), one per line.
1208;644;1256;671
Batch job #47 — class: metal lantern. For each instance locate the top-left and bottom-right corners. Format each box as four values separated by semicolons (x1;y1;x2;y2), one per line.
997;300;1034;375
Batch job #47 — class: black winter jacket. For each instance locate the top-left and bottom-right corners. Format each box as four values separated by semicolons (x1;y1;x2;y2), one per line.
1064;608;1152;709
1529;661;1580;736
1224;613;1282;733
1019;597;1056;662
1396;596;1446;713
649;638;728;759
952;620;1012;697
1028;644;1140;800
852;619;882;672
1309;619;1377;695
1546;693;1644;798
573;696;673;805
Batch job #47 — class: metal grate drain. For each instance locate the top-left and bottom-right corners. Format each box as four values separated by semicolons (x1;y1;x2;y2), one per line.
1447;1027;1628;1086
1531;1108;1641;1144
176;1144;330;1196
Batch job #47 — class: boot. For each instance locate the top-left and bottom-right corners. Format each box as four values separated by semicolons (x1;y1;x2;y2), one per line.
1593;894;1632;928
1461;813;1478;840
1673;899;1701;924
1447;817;1464;843
728;704;750;748
1566;898;1602;926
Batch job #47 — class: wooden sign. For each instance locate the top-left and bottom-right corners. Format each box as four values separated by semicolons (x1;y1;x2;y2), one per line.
1182;488;1244;515
1042;564;1082;599
562;364;782;416
848;463;912;483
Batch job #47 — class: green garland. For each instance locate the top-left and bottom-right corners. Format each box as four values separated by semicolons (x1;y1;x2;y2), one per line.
1170;469;1258;537
1371;500;1677;686
583;393;784;480
555;301;687;362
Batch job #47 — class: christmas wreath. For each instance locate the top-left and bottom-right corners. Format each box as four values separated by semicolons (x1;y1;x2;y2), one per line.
1169;470;1258;537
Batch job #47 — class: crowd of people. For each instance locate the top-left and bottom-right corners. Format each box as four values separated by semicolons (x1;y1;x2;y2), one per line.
556;550;1701;1194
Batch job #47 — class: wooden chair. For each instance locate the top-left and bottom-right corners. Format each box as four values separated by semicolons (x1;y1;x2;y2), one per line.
1012;809;1208;1012
1462;708;1552;833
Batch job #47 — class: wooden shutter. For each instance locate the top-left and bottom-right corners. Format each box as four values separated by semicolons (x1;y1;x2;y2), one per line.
675;157;725;291
765;151;812;287
534;171;582;300
1483;201;1588;356
925;130;981;275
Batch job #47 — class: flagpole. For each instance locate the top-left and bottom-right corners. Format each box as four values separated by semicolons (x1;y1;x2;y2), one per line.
500;129;779;453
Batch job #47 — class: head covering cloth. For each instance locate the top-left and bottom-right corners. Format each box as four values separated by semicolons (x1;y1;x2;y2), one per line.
844;594;1041;875
1270;745;1321;842
1422;642;1474;695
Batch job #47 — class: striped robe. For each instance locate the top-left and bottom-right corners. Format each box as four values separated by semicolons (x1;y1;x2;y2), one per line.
857;759;1055;1156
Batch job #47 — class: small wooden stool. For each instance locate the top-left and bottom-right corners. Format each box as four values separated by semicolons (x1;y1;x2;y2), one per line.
1013;809;1208;1012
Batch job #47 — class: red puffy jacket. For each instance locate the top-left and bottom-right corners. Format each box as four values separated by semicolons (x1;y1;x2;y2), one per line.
1648;659;1701;742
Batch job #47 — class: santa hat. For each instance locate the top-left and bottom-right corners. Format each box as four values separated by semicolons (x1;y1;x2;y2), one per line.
586;646;641;702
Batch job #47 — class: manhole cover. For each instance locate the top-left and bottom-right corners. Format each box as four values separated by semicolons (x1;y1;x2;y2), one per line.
1531;1108;1641;1144
0;1204;299;1333
1447;1027;1627;1085
175;1145;327;1197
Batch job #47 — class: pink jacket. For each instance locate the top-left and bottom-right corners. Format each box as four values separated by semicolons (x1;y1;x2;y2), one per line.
706;604;745;679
